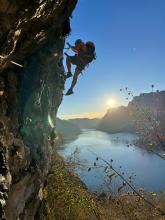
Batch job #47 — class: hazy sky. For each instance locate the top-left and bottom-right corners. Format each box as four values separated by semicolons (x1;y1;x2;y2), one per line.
58;0;165;119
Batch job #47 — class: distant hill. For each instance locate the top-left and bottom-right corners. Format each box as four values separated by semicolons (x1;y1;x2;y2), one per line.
99;91;165;146
68;118;100;129
57;91;165;148
56;118;81;143
99;106;135;133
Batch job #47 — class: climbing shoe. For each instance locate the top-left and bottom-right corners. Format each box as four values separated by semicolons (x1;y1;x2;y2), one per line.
66;72;73;78
65;88;74;96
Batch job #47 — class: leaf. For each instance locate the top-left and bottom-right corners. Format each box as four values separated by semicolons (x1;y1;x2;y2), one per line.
150;192;157;197
88;168;91;172
108;173;116;179
123;182;126;186
104;166;108;172
118;185;124;192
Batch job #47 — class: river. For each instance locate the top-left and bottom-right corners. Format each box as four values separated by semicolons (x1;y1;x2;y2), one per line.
58;129;165;193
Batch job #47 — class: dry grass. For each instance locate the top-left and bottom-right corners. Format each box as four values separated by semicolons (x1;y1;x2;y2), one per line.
42;153;165;220
106;195;165;220
42;153;108;220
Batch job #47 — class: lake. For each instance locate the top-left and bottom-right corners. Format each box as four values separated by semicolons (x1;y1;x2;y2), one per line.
58;129;165;194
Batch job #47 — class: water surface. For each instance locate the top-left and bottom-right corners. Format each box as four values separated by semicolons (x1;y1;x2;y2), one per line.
58;129;165;193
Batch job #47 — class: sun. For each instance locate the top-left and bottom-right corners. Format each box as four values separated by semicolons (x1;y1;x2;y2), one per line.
107;99;115;108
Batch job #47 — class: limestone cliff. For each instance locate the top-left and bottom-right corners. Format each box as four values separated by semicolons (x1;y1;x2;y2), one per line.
0;0;77;219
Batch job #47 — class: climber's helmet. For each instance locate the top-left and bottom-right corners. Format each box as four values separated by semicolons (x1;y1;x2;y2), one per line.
75;39;83;46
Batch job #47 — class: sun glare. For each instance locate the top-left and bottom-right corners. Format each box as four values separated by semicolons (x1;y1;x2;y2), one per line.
107;99;115;108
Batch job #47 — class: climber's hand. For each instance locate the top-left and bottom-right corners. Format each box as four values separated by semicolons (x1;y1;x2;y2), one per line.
66;42;71;48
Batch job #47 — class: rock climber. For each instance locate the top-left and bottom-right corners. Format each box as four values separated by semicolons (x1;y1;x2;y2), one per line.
65;39;96;96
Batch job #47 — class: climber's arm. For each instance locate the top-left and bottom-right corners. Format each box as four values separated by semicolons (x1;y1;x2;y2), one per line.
70;45;78;54
66;42;78;54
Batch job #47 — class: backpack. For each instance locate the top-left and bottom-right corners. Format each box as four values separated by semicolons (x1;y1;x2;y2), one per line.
84;41;96;64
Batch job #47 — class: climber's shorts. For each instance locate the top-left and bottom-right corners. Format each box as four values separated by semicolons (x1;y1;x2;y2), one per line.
70;55;85;71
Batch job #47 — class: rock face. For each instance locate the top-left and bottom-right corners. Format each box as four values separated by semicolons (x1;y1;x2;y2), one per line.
0;0;77;219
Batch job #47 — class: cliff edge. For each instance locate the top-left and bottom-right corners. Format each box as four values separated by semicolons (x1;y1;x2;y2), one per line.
0;0;77;219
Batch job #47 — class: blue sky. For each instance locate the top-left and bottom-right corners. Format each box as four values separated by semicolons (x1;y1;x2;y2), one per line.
58;0;165;119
